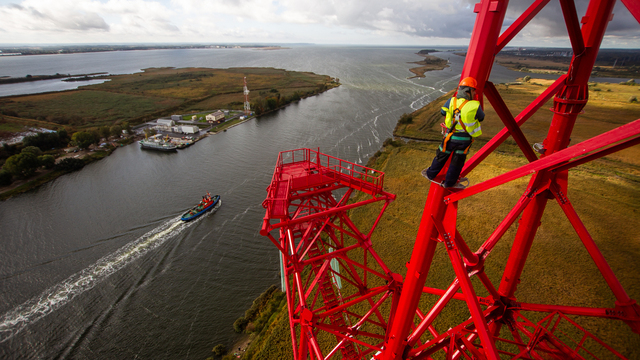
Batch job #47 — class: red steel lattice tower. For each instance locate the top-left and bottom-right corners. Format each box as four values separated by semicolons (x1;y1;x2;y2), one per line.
261;0;640;358
382;0;640;358
261;149;397;360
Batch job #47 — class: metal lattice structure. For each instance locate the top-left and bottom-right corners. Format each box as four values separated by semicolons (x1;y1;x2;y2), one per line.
261;0;640;358
244;76;251;116
261;149;397;359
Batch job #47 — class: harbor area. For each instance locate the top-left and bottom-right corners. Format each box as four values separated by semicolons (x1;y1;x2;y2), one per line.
141;110;248;135
135;109;252;152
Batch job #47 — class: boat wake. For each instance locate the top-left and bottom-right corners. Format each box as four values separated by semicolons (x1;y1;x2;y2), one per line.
0;214;206;343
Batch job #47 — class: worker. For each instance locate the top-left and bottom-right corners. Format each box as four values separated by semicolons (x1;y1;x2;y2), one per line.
422;77;484;188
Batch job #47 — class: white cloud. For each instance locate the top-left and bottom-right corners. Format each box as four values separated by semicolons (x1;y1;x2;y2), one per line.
1;2;109;32
0;0;637;46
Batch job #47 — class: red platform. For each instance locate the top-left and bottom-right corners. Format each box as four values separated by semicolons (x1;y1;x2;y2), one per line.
261;148;396;360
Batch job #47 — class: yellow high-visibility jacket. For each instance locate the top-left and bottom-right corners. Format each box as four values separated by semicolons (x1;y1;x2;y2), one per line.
441;96;483;138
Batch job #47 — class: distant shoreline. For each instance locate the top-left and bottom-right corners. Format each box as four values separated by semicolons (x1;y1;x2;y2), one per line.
0;72;108;85
0;45;288;58
492;48;640;78
407;53;449;78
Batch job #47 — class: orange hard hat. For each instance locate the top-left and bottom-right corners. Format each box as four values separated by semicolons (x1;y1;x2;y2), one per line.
459;77;477;88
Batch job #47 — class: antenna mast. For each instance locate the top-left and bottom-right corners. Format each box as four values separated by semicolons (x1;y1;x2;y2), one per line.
243;77;250;116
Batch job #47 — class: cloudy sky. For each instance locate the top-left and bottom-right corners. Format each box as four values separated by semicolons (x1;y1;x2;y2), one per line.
0;0;638;47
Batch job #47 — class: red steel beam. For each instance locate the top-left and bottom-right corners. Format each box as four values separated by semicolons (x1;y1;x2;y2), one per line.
514;301;639;320
551;184;637;308
408;281;461;347
476;190;537;259
484;81;538;162
447;119;640;204
621;0;640;24
380;185;447;359
315;286;388;320
409;307;499;358
267;195;392;231
442;204;500;359
495;0;618;343
461;0;509;102
550;134;640;173
382;1;510;358
461;75;567;177
495;0;550;53
273;0;640;358
497;188;549;301
559;0;586;56
570;0;615;80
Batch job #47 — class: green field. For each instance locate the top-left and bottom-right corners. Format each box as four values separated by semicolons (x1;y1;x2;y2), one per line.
0;67;338;131
239;79;640;359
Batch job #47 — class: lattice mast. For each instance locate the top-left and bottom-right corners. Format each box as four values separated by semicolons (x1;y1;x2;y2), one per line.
381;0;640;359
261;0;640;358
244;76;251;116
261;149;397;360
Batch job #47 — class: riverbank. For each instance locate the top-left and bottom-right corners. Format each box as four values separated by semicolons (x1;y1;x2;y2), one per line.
0;137;137;200
234;78;640;359
0;67;339;200
207;285;285;360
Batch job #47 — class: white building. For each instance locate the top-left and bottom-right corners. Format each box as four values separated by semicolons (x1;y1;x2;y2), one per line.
157;119;175;127
206;110;225;124
180;125;200;134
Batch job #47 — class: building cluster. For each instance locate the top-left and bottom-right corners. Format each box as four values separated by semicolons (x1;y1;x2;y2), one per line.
153;110;230;134
155;119;200;134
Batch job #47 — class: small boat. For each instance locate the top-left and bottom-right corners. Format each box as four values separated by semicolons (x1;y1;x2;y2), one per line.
181;194;221;221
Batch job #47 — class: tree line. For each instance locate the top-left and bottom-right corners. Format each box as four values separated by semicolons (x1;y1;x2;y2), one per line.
0;122;131;187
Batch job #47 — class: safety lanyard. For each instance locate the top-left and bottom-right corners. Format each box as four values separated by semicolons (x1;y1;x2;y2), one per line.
451;97;469;133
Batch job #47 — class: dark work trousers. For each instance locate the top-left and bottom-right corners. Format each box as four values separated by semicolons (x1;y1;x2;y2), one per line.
426;137;472;187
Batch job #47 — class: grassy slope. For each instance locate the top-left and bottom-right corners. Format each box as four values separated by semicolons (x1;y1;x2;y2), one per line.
0;67;336;130
0;115;62;133
245;80;640;359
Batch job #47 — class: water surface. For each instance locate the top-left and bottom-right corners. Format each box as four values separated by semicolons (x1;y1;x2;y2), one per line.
0;46;527;359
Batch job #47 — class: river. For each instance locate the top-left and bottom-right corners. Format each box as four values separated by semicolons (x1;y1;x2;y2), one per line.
0;46;533;359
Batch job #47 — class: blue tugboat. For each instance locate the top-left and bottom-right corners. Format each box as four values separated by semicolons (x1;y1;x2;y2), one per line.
181;193;221;221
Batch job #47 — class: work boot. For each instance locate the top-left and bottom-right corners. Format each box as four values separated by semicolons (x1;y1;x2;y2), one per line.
533;142;546;154
421;169;442;187
444;177;469;189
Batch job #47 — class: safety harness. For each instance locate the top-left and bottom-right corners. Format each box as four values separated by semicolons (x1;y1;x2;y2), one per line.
441;97;474;155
